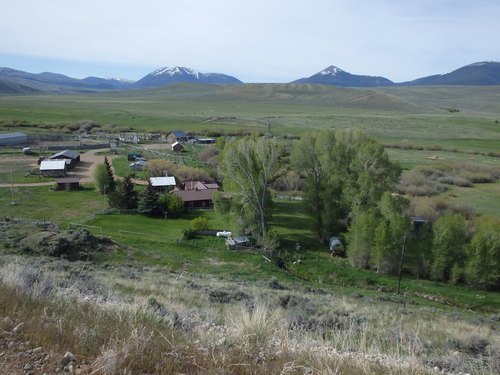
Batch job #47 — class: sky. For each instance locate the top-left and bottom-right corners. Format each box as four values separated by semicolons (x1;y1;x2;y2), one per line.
1;0;499;83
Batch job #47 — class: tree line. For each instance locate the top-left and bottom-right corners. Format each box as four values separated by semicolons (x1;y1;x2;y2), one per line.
214;129;499;290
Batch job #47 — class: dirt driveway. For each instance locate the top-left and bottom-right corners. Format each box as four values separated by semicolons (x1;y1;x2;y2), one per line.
0;149;119;187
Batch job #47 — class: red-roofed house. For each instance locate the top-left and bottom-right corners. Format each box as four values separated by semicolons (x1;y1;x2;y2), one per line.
171;181;219;208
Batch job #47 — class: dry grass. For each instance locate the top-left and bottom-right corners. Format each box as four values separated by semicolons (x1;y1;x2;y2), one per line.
0;255;498;375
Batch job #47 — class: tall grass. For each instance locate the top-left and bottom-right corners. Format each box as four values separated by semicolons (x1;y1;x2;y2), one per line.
1;255;498;375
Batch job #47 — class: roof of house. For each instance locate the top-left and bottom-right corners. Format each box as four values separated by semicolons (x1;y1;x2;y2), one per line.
184;181;219;191
169;130;187;139
171;188;217;202
150;176;177;187
56;177;80;184
40;160;66;171
172;141;184;147
49;150;80;160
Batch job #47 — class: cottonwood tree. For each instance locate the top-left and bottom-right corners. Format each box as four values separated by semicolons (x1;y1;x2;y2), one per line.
219;136;282;247
93;163;111;194
431;213;467;282
465;217;500;290
292;129;400;244
372;193;411;274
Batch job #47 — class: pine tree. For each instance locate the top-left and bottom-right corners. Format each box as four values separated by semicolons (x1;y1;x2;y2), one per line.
138;181;160;215
104;156;116;192
121;175;138;209
108;175;138;209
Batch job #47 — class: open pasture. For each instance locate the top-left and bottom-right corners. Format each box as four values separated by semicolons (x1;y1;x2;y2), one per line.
0;84;499;151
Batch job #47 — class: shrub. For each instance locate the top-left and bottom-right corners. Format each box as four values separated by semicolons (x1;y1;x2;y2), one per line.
191;217;210;231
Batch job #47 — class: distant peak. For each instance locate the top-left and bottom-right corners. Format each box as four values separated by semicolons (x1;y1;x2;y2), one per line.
152;66;199;78
319;65;344;76
465;61;499;67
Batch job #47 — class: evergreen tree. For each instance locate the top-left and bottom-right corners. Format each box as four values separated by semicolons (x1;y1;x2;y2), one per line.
104;156;116;192
108;175;138;209
138;181;160;215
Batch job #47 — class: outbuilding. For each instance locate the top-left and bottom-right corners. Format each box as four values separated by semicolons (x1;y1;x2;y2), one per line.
225;236;251;250
56;177;81;191
150;176;177;192
40;160;66;177
171;141;184;152
0;132;28;146
167;130;188;143
49;150;81;169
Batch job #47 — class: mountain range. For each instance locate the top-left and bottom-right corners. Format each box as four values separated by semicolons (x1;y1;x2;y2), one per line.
1;61;499;94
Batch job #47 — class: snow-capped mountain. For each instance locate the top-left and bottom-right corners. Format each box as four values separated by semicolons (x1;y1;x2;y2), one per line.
134;66;242;88
292;65;394;87
0;67;134;92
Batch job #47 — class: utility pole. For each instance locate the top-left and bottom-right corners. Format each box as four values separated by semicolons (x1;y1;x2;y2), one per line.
397;234;407;295
10;168;15;205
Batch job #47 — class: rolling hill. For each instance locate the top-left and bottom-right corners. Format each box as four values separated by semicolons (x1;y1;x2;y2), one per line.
400;61;500;86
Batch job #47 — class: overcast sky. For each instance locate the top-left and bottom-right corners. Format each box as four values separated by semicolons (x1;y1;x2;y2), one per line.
1;0;499;83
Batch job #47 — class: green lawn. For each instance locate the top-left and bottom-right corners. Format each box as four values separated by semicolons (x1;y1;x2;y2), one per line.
84;211;289;280
0;184;105;224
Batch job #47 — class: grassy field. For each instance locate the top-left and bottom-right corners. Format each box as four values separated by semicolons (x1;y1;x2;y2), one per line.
0;184;105;223
1;84;499;146
440;181;500;217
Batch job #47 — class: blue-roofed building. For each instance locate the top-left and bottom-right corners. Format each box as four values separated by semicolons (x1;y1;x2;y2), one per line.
167;130;188;143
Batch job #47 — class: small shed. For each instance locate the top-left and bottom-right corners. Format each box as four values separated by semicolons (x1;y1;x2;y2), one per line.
40;160;66;177
0;132;28;146
129;160;147;171
171;141;184;152
150;176;177;192
56;177;80;191
225;236;251;250
167;130;188;143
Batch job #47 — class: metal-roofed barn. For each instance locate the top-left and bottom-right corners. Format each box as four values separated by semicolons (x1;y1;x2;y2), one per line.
0;132;28;146
49;150;81;169
40;160;67;177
